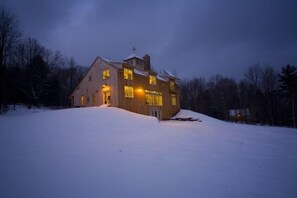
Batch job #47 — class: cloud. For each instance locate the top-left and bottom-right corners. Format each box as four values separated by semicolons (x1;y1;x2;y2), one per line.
2;0;297;79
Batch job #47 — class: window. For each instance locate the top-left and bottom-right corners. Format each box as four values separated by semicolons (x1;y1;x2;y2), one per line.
171;94;177;106
149;75;157;85
92;94;95;105
81;95;85;106
102;69;110;79
145;90;163;106
89;75;92;81
170;80;175;91
124;68;133;80
124;86;134;98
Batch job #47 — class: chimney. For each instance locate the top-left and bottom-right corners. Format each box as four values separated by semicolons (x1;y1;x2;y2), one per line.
143;54;151;71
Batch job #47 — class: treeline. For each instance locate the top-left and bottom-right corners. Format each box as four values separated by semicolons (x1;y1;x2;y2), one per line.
0;8;86;112
180;64;297;128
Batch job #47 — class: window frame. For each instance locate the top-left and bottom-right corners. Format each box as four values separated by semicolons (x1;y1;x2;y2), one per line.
124;86;134;98
124;68;133;80
149;75;157;85
171;94;177;106
102;69;110;80
170;80;175;91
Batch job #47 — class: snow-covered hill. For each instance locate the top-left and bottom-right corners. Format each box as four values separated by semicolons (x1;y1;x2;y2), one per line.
0;106;297;198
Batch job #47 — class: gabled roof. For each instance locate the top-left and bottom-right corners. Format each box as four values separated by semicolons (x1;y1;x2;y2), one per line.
101;57;123;69
157;74;168;82
162;69;176;78
134;68;148;77
124;53;144;61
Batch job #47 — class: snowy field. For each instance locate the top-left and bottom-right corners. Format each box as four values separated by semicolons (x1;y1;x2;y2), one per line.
0;106;297;198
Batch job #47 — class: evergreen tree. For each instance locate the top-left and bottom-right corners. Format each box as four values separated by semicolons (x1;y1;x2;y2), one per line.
279;65;297;128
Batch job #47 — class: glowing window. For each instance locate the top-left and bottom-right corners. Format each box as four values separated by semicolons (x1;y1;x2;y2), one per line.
170;80;175;90
149;75;157;85
145;90;163;106
124;86;134;98
171;94;177;106
124;68;133;80
102;69;110;79
81;95;85;106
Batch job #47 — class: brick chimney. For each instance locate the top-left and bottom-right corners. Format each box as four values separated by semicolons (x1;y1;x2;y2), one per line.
143;54;151;71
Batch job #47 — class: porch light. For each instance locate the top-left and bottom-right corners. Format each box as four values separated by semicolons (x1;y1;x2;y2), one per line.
102;86;110;92
137;88;144;94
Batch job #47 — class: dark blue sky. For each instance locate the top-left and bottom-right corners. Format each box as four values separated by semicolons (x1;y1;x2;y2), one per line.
3;0;297;79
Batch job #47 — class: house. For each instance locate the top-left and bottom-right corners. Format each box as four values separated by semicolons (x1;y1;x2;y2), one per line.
69;53;180;120
229;108;250;122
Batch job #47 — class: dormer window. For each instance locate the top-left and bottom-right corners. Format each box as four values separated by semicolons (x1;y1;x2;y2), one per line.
170;80;175;91
149;75;156;85
124;68;133;80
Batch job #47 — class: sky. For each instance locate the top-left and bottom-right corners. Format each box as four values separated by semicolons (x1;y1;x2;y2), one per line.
2;0;297;80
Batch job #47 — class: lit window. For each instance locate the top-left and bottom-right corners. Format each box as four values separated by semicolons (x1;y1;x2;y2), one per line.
170;80;175;90
145;90;163;106
124;86;134;98
124;68;133;80
102;69;110;79
81;95;85;106
171;94;177;106
149;75;156;85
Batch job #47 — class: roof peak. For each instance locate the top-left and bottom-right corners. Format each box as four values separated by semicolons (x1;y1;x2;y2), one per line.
124;53;144;61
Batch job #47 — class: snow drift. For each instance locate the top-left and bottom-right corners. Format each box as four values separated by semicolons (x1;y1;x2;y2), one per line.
0;106;297;198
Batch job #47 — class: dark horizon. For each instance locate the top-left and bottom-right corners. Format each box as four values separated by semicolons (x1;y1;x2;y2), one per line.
2;0;297;80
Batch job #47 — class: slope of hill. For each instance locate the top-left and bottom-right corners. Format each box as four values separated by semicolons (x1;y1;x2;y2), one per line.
0;106;297;198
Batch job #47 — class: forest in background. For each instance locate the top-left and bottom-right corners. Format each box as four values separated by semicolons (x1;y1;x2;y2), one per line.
180;64;297;128
0;8;86;111
1;7;296;128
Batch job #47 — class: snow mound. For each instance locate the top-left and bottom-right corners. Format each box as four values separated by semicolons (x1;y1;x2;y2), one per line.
0;107;297;198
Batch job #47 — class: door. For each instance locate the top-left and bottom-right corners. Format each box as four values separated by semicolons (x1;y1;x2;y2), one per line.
149;109;162;120
103;91;111;105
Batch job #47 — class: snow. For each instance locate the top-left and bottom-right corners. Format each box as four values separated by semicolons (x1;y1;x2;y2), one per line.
124;53;144;60
0;106;297;198
134;68;148;76
163;69;176;78
156;74;168;82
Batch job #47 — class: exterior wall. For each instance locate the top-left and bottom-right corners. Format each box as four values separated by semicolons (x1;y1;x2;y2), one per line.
70;57;118;107
117;65;180;120
117;66;148;115
161;80;180;119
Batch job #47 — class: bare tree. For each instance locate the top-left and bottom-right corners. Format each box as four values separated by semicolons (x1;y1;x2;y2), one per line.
0;7;22;67
0;7;22;112
261;65;278;124
245;64;262;91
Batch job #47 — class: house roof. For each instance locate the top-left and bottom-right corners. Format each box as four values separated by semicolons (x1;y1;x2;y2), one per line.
162;69;176;78
101;57;122;69
124;53;144;61
134;68;148;77
157;74;168;82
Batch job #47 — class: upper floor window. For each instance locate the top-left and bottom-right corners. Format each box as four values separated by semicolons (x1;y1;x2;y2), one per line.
102;69;110;79
124;68;133;80
171;94;177;106
170;80;175;91
124;86;134;98
149;75;157;85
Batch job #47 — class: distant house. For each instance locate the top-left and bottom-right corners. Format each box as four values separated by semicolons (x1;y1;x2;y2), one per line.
69;53;180;120
229;109;250;122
